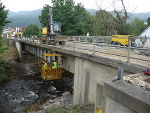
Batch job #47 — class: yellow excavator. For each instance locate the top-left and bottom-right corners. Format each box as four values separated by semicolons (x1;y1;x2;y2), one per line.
40;8;60;45
41;53;64;80
41;27;48;44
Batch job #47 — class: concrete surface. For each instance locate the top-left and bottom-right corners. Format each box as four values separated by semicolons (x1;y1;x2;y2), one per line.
104;80;150;113
105;97;135;113
73;57;120;105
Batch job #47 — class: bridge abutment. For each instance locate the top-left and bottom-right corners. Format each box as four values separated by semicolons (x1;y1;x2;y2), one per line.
15;41;22;60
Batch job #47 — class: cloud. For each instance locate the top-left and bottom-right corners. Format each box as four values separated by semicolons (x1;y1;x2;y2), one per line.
1;0;150;13
1;0;52;12
75;0;150;13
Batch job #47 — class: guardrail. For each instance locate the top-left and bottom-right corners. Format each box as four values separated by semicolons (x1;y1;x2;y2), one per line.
14;36;150;65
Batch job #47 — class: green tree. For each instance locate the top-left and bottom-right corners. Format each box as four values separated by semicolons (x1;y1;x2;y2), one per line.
0;2;10;81
39;5;50;27
127;18;146;35
39;0;90;35
90;10;116;36
147;17;150;26
73;3;91;35
0;2;9;34
23;24;40;36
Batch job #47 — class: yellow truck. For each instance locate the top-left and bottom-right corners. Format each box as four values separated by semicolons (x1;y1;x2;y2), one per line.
111;35;134;46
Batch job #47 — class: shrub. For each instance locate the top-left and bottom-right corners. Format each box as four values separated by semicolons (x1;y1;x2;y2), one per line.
0;74;9;80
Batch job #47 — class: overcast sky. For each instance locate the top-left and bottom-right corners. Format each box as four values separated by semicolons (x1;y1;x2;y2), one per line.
1;0;150;13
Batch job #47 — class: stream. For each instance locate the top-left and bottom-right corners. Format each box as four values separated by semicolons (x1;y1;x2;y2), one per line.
0;53;73;113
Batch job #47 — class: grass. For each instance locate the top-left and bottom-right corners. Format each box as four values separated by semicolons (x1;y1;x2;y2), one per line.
46;109;77;113
0;61;10;81
0;74;9;80
0;38;8;53
0;38;11;81
46;107;80;113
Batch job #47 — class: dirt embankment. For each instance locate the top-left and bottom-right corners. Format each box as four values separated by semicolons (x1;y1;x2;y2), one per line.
0;39;19;84
3;46;19;63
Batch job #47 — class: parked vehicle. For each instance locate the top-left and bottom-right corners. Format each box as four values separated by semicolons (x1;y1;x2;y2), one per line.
111;35;134;46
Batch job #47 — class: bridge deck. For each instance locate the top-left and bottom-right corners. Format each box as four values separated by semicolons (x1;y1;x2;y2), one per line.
16;39;150;68
60;42;150;68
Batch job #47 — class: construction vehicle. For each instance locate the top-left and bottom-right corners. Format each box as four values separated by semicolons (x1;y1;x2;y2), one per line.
143;68;150;75
40;8;64;45
111;35;134;46
41;24;62;45
41;27;48;44
41;53;64;80
40;7;56;45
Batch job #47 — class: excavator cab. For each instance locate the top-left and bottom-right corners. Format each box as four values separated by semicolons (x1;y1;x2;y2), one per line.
41;53;64;80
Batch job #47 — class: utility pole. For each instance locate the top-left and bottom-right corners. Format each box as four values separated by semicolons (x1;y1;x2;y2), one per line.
48;8;54;35
47;7;55;45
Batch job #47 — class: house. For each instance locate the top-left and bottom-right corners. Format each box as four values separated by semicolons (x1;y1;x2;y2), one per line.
3;27;27;38
3;28;16;38
135;25;150;48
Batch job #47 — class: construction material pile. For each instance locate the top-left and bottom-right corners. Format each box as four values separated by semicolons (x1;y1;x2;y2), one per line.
123;73;150;91
140;49;150;56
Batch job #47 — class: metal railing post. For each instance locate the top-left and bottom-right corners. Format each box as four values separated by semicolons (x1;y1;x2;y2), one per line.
127;38;131;62
79;36;81;42
74;41;75;51
93;41;95;55
112;67;124;82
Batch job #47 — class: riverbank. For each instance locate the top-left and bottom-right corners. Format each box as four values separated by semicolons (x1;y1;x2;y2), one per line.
0;49;74;113
0;38;93;113
27;91;94;113
0;38;19;83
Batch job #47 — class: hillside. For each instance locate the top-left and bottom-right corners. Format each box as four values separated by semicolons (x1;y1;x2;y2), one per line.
6;9;42;28
5;9;150;28
132;12;150;21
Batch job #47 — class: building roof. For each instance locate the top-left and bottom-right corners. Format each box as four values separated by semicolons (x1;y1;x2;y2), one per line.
140;25;150;37
18;27;27;32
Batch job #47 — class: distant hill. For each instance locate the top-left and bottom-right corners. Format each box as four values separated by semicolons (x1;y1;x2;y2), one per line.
131;12;150;21
5;9;42;28
5;9;150;28
86;9;97;15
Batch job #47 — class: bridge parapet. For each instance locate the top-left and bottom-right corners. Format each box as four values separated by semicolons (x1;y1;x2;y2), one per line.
103;80;150;113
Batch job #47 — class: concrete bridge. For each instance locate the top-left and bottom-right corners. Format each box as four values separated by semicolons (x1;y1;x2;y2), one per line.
12;36;150;113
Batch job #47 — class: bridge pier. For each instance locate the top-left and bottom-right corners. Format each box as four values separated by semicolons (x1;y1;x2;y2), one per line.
73;57;117;106
15;41;22;60
37;47;39;57
39;48;42;57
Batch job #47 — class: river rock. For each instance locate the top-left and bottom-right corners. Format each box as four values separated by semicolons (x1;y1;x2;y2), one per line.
43;102;62;110
62;92;70;96
49;99;55;103
29;110;45;113
40;99;55;108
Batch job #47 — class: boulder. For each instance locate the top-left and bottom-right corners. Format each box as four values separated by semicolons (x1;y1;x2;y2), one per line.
43;102;62;110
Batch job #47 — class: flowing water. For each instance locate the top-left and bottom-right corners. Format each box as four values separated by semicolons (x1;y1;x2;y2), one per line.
0;53;73;113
